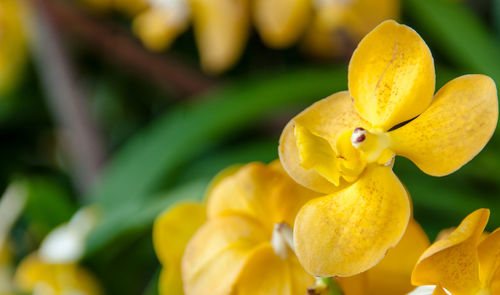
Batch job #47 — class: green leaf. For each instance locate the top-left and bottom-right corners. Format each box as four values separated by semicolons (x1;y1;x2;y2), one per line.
495;0;500;36
89;67;347;210
404;0;500;83
87;178;208;255
22;177;76;238
86;139;277;254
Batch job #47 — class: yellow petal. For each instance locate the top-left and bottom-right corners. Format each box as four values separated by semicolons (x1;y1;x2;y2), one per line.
491;267;500;295
253;0;311;48
348;20;435;130
207;162;320;231
153;202;206;295
478;228;500;289
412;209;490;295
365;219;430;295
235;244;314;295
133;9;188;51
182;216;267;295
279;91;367;194
190;0;249;74
389;74;498;176
159;267;183;295
294;124;342;186
293;165;410;277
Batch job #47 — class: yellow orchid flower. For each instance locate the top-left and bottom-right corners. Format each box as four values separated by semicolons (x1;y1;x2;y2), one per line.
154;162;431;295
180;161;319;295
303;0;399;59
279;19;498;277
0;0;27;96
411;209;500;295
15;253;102;295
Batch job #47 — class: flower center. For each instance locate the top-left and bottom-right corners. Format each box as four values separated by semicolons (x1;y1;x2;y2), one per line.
341;127;394;166
271;222;294;259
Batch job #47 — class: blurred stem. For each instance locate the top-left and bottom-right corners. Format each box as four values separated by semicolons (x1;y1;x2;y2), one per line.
40;0;215;97
25;0;106;194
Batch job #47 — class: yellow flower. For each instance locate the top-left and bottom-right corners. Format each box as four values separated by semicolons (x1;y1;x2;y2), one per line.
279;20;498;277
133;0;400;74
411;209;500;295
15;253;102;295
0;0;27;96
303;0;400;59
153;161;429;294
180;161;318;295
134;0;249;74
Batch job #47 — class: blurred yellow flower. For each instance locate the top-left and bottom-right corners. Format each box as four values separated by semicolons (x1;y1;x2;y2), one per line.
15;253;102;295
0;0;27;96
279;20;498;278
303;0;400;59
412;209;500;295
132;0;400;73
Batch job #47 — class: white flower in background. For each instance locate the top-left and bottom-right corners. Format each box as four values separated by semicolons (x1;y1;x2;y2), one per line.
39;206;100;264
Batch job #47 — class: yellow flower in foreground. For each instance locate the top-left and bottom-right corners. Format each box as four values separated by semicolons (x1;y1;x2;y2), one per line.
153;161;428;294
279;20;498;277
411;209;500;295
0;0;27;96
15;253;102;295
181;161;318;295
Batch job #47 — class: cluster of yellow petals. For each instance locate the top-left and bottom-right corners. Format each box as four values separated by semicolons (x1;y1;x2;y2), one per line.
0;0;27;96
153;161;432;295
279;20;498;277
14;253;102;295
132;0;399;73
412;209;500;295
